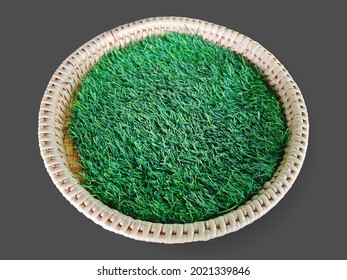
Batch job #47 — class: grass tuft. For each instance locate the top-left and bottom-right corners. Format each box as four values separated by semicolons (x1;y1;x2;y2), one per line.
68;32;290;223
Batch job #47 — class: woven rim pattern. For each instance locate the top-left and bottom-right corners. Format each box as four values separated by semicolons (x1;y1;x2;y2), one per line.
38;17;309;243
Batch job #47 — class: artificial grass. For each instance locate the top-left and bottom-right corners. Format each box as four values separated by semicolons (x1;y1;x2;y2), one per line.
68;32;290;224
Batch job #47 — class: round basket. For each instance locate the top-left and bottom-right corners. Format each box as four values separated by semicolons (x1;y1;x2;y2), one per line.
38;17;309;243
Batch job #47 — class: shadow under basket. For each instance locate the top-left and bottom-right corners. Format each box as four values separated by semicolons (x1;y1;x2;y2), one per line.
38;17;309;243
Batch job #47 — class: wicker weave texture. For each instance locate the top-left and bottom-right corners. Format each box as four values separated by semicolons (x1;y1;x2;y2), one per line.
38;17;309;243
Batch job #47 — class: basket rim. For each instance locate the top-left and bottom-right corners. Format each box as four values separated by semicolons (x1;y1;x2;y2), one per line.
38;16;309;243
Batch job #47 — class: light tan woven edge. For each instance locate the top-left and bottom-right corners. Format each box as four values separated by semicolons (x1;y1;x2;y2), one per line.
38;16;309;243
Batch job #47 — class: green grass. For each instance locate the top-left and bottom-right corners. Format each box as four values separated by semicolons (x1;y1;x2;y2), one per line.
68;32;290;224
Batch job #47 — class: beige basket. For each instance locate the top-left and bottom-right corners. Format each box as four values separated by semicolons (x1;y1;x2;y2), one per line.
38;17;309;243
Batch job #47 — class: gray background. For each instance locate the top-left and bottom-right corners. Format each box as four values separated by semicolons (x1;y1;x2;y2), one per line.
1;0;346;259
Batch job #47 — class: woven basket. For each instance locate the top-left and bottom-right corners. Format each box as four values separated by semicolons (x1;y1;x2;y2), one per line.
38;17;309;243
